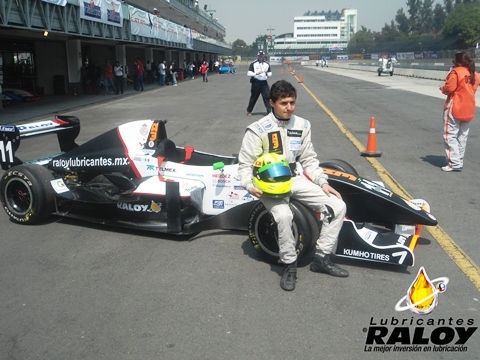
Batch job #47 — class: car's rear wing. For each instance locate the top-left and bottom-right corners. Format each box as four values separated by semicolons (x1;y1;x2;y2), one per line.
0;115;80;170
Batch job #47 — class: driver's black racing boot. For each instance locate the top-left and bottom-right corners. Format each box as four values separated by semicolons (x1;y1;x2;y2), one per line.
280;261;297;291
310;254;349;277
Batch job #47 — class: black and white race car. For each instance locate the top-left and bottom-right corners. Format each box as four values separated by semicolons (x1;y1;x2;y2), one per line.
0;116;437;267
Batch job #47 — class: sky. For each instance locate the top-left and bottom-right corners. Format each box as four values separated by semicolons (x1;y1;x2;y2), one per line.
204;0;443;44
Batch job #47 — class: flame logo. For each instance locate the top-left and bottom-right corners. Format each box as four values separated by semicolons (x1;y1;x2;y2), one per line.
395;266;448;315
150;200;161;213
407;267;437;314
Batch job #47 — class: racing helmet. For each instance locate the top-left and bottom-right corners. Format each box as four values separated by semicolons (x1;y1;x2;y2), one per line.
253;153;292;198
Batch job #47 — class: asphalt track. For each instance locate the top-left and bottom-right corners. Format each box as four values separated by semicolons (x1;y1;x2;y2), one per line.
0;65;479;359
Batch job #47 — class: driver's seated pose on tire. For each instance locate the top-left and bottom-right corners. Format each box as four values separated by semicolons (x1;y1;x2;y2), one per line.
238;80;349;292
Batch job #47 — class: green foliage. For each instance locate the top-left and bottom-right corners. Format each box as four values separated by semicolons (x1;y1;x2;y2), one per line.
442;2;480;47
232;39;247;53
347;28;375;53
395;8;409;34
433;4;447;33
232;0;480;55
349;0;480;53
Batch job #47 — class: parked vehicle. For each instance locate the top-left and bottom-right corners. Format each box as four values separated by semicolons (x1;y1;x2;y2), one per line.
219;63;236;74
378;57;395;76
0;116;437;267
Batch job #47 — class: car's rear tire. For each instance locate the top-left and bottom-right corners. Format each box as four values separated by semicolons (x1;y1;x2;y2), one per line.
320;159;359;177
248;200;319;266
0;164;55;224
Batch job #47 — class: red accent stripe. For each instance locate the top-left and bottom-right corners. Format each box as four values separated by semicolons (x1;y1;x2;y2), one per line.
444;108;452;164
51;118;68;125
157;156;166;181
117;127;141;178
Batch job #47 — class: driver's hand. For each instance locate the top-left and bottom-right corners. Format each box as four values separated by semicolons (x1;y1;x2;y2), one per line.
321;183;343;200
248;187;263;198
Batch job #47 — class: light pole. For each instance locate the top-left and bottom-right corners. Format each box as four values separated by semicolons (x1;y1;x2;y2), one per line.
267;26;275;53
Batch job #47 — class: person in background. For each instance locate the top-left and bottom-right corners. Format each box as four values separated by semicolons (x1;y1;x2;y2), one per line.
440;52;479;172
187;61;195;79
92;61;102;95
114;61;124;95
136;57;145;91
170;60;178;86
103;59;116;95
151;60;157;84
132;60;138;90
200;60;209;82
158;60;166;86
246;51;272;116
146;60;152;84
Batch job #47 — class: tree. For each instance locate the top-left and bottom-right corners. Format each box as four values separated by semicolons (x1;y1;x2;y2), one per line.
433;3;447;33
347;27;375;53
395;8;410;34
379;20;400;42
442;2;480;48
232;39;248;56
407;0;422;34
444;0;454;15
419;0;435;33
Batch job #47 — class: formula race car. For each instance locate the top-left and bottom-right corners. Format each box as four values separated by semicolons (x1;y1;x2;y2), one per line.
0;117;437;267
2;88;43;106
378;57;396;76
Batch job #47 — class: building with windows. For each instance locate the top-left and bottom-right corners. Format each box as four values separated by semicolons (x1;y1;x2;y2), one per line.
272;9;357;56
0;0;231;99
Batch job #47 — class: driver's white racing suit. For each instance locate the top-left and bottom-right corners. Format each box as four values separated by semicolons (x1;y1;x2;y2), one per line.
238;113;346;264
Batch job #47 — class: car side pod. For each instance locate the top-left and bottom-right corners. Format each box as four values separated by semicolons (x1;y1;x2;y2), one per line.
335;219;415;267
166;181;182;233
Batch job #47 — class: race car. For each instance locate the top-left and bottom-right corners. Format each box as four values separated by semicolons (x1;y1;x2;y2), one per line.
378;57;396;76
0;116;437;267
2;88;43;106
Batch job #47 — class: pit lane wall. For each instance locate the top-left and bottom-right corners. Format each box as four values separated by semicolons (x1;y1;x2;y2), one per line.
301;60;451;81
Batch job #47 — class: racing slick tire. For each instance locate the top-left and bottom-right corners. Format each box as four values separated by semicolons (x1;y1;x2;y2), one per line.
0;164;55;224
248;200;319;266
320;159;359;177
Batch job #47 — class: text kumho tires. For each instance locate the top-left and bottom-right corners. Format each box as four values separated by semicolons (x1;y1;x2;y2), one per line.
0;164;55;224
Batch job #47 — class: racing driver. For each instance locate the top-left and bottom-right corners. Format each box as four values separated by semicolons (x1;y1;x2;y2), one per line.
238;80;349;291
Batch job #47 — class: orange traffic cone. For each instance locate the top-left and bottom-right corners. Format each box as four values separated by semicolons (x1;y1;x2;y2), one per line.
281;69;284;74
292;69;296;75
298;74;303;83
361;117;382;157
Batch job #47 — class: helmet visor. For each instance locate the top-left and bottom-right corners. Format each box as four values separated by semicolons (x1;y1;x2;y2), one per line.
258;163;292;182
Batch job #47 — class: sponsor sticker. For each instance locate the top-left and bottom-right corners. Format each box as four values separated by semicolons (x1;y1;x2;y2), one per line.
212;200;224;209
51;179;70;194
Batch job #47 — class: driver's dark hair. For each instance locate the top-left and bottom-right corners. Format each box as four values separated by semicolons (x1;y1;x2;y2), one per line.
270;80;297;103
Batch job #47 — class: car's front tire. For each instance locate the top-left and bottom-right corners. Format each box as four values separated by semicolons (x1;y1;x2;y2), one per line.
248;200;319;266
0;164;55;224
320;159;359;176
